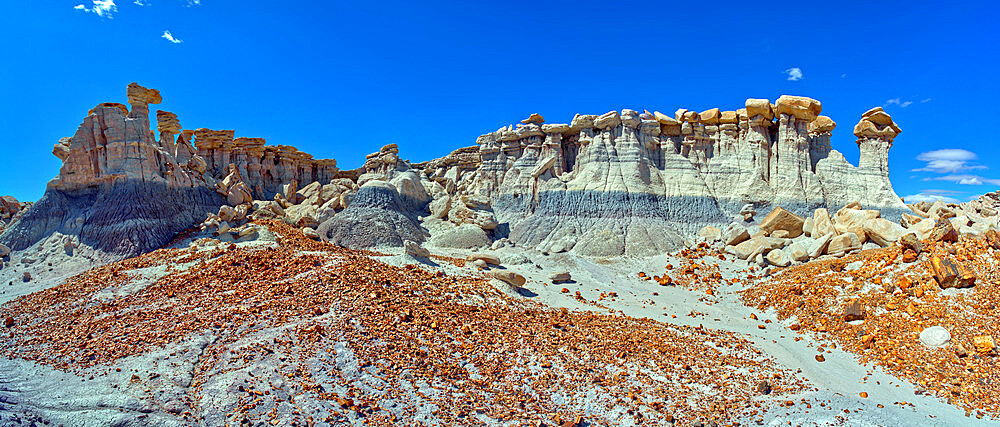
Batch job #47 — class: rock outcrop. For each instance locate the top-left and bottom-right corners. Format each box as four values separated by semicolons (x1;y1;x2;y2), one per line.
0;83;340;259
447;96;908;256
1;84;919;261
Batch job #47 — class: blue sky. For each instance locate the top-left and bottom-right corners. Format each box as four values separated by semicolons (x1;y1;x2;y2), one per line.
1;1;997;203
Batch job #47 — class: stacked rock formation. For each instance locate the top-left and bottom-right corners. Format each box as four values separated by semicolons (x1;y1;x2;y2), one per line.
441;96;908;256
1;83;915;260
0;83;339;259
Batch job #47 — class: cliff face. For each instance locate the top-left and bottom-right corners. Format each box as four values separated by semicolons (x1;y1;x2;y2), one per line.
2;83;341;259
448;96;906;256
1;83;908;260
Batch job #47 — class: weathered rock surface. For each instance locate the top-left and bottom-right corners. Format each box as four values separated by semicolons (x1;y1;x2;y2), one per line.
453;97;908;257
1;85;921;263
317;181;425;249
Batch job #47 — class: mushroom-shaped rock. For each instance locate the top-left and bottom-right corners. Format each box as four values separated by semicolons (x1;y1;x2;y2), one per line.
521;113;544;124
570;114;596;130
126;82;162;106
775;95;822;121
699;108;721;125
808;115;836;134
594;111;622;129
673;108;688;122
541;123;570;134
854;107;902;141
653;111;679;125
745;99;773;120
53;137;71;161
719;110;738;124
156;110;181;134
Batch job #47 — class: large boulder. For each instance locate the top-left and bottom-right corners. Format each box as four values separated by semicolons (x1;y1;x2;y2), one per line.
317;180;426;249
723;223;750;246
734;236;782;260
812;208;836;237
808;233;834;258
827;232;862;257
834;206;880;243
430;224;490;249
862;218;904;247
787;242;809;262
765;249;791;267
759;207;804;238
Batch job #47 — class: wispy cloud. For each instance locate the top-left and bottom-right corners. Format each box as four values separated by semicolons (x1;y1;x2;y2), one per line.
840;73;847;78
902;190;961;204
886;98;913;108
161;30;183;43
74;0;117;18
912;149;985;174
134;0;149;5
921;98;932;103
926;175;1000;186
186;0;201;5
784;67;803;81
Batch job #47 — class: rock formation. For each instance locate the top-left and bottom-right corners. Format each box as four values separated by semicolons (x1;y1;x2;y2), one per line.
0;83;340;259
1;83;916;260
444;96;908;256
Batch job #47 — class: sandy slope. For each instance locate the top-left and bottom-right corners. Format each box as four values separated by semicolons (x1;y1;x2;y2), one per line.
0;227;990;426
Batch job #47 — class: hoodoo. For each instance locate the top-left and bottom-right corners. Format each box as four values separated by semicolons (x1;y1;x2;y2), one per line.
1;83;909;259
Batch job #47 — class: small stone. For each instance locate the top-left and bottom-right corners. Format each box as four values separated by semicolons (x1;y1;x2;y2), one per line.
919;326;952;348
929;218;958;242
3;317;13;328
973;335;995;354
491;271;526;289
756;381;772;395
815;354;826;362
301;227;319;239
984;229;1000;249
403;240;430;258
21;272;31;283
843;300;865;322
466;253;500;265
550;271;571;283
930;255;976;288
472;259;488;269
900;233;923;254
902;249;918;263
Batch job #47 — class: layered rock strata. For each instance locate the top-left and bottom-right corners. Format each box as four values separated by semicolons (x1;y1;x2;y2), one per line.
2;84;912;260
0;83;340;259
454;96;908;256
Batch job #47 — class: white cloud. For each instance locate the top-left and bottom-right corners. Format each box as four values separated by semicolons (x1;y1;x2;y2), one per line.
886;98;913;108
186;0;201;5
784;67;803;81
902;192;960;204
912;149;985;174
74;0;117;18
134;0;149;5
922;98;932;103
840;73;847;78
927;175;1000;186
161;30;183;43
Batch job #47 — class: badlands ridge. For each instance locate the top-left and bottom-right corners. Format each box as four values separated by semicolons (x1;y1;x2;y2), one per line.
1;84;1000;426
3;83;911;260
